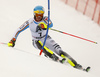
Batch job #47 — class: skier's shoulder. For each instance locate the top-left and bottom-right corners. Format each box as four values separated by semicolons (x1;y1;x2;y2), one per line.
28;17;34;24
43;16;48;21
43;16;52;22
43;16;53;27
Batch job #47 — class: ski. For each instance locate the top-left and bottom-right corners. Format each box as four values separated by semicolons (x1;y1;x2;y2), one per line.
59;58;91;72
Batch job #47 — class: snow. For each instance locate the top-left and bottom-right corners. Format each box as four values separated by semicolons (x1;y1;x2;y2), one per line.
0;0;100;77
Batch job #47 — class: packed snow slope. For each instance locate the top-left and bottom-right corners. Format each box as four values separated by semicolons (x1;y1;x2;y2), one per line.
0;0;100;77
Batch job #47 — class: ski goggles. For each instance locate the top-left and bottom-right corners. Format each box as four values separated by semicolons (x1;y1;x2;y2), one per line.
35;13;43;17
34;10;44;14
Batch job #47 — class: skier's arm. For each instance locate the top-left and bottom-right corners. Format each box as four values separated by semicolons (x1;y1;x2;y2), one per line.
8;21;29;47
13;21;29;39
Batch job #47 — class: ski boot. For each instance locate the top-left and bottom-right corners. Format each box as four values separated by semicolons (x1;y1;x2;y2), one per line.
44;53;59;61
50;54;59;61
59;58;66;63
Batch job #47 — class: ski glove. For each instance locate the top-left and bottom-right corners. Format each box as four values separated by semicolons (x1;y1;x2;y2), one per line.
8;38;16;47
38;22;51;30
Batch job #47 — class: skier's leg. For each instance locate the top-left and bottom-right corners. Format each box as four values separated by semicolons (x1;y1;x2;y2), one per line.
44;36;82;69
59;50;82;69
32;40;59;61
59;50;77;66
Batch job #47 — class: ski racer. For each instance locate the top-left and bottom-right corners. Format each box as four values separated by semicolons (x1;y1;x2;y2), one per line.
8;5;84;70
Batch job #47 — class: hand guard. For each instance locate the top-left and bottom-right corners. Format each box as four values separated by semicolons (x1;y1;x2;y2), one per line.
8;38;16;47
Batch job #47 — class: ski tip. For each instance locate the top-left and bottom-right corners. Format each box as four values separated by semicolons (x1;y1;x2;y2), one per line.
86;67;91;72
95;42;98;44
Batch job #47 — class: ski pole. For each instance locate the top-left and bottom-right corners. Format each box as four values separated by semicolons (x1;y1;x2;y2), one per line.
51;28;97;44
39;0;50;55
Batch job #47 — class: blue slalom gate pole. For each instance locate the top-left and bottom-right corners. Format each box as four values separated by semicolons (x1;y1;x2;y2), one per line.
39;0;50;55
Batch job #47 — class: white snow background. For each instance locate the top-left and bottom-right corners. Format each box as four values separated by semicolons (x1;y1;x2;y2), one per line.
0;0;100;77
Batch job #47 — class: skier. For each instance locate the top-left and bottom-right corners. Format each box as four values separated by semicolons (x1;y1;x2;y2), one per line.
7;5;89;71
